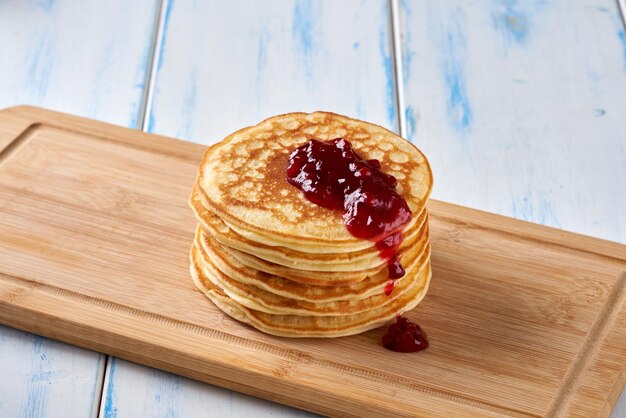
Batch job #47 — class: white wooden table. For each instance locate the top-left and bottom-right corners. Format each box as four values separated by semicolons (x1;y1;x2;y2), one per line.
1;1;625;416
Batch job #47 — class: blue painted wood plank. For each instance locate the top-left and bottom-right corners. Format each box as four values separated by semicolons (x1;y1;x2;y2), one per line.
400;0;626;244
146;0;397;145
0;325;106;418
0;0;160;127
399;1;626;416
100;358;319;418
0;1;160;417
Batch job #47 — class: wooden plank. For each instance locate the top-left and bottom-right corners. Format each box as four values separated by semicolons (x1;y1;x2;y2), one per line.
146;0;397;144
399;0;626;245
0;325;106;418
105;1;398;415
0;0;160;127
0;1;160;416
1;107;625;417
399;2;626;415
100;358;318;418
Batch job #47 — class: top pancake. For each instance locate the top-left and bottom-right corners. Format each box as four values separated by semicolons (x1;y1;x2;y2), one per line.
196;112;433;249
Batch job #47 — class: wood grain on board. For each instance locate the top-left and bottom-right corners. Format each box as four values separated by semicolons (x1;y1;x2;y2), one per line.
1;107;625;417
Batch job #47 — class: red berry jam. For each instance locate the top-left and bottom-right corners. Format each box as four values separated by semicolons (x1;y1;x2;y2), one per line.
382;316;428;352
286;138;412;289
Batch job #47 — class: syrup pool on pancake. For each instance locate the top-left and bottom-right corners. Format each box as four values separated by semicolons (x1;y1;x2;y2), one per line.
286;138;412;295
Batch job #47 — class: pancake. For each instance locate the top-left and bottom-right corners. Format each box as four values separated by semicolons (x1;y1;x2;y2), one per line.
198;224;430;299
220;223;430;287
223;244;385;285
197;184;423;253
195;225;431;305
190;186;427;273
193;243;426;317
196;112;433;250
188;112;434;338
190;244;432;338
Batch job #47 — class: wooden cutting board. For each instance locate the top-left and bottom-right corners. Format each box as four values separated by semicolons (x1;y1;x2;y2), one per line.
1;106;625;418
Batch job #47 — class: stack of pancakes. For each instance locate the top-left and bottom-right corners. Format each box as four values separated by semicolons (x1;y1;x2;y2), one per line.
189;112;433;337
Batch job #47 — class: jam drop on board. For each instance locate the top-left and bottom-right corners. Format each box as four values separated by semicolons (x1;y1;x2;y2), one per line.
382;316;428;353
286;138;412;290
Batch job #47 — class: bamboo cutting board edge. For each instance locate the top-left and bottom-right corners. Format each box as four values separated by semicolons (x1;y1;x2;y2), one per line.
0;271;515;418
0;106;625;418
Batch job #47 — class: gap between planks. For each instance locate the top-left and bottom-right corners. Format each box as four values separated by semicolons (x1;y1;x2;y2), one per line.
389;0;407;139
94;355;109;418
138;0;169;132
618;0;626;35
